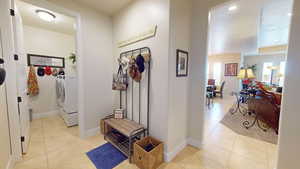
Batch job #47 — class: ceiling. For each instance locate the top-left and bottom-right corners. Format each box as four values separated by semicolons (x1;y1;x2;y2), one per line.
17;1;76;35
208;0;293;55
74;0;133;15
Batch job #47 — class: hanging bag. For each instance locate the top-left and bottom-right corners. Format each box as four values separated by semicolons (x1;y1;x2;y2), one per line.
112;64;128;91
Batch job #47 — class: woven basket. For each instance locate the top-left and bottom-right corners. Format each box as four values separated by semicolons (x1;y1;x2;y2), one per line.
134;136;164;169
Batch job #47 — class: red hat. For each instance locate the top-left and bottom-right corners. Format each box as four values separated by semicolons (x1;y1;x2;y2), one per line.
44;66;52;76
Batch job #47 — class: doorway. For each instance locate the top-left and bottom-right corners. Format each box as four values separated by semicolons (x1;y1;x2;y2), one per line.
203;0;293;168
13;0;80;155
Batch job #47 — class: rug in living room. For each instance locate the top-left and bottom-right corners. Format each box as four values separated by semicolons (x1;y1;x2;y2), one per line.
221;111;278;144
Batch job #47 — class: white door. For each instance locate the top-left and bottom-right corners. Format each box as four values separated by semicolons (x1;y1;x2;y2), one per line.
12;4;30;154
0;0;23;161
0;28;12;169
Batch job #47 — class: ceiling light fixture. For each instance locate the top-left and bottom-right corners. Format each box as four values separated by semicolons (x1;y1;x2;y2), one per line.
36;10;56;22
228;5;237;11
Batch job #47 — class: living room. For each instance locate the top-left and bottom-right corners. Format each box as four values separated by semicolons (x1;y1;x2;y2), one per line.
204;0;292;168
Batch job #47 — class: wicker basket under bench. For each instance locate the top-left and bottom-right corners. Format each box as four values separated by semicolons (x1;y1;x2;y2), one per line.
104;118;146;163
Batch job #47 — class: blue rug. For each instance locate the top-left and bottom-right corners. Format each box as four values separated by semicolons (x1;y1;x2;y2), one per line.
86;143;127;169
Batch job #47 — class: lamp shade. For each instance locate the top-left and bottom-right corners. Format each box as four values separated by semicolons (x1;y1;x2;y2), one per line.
237;68;255;79
267;66;279;70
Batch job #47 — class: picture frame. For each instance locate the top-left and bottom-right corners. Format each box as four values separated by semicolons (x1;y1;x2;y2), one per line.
27;54;65;68
176;49;189;77
224;63;238;76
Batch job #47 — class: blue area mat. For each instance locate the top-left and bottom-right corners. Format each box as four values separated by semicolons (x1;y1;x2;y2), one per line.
87;143;127;169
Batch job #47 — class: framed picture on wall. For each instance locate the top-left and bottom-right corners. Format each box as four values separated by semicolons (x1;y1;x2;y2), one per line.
27;54;65;68
176;49;189;77
224;63;238;76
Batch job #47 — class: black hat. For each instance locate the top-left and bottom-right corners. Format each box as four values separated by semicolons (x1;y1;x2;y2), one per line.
0;68;6;86
37;67;45;77
58;68;65;75
136;54;145;73
0;58;5;86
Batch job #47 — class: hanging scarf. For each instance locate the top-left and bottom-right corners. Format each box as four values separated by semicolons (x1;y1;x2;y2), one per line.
27;66;39;96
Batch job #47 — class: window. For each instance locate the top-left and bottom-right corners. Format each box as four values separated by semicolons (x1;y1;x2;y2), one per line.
279;61;286;86
213;62;222;85
262;62;273;83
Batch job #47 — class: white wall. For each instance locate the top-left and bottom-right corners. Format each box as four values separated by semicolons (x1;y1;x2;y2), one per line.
167;0;191;157
23;25;75;115
113;0;170;147
277;0;300;168
208;54;241;95
244;53;286;82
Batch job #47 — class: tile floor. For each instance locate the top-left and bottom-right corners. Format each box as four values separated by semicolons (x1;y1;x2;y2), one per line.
14;96;277;169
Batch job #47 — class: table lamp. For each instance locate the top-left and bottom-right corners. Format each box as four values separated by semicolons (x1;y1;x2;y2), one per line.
238;68;255;89
237;68;255;79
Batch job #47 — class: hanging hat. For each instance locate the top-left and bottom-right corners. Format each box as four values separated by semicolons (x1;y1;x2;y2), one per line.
142;53;151;63
52;68;58;76
0;68;6;86
45;66;52;76
0;58;5;86
134;70;142;82
58;68;65;75
136;54;145;73
37;67;45;77
129;64;137;79
119;56;130;73
129;64;141;82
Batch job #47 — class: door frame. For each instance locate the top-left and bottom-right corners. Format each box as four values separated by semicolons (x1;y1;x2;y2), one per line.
5;0;85;164
14;0;85;138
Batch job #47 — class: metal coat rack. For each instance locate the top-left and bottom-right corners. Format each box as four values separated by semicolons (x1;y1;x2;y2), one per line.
119;47;151;135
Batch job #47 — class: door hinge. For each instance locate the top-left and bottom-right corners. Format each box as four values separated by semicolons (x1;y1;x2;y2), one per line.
10;9;15;16
14;54;19;61
17;96;22;103
21;136;25;142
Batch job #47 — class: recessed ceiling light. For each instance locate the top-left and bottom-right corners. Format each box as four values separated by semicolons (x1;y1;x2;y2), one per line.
288;12;293;17
228;5;237;11
36;10;56;22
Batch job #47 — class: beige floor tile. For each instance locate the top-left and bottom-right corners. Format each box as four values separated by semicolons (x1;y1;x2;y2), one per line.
30;127;44;141
232;135;268;163
197;144;231;167
172;146;200;163
113;160;140;169
157;162;185;169
22;139;47;161
228;152;268;169
14;156;48;169
30;119;43;129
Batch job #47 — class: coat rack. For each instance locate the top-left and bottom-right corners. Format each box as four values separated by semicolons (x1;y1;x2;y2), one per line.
119;47;151;135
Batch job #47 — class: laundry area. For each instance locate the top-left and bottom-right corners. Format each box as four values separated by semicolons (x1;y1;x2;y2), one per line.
16;0;78;128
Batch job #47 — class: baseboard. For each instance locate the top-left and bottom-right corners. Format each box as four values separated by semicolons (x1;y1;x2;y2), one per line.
32;110;60;119
187;138;202;148
6;156;15;169
164;140;187;162
84;127;100;138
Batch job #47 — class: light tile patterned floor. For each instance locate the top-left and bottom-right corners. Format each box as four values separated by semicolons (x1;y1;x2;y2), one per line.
14;96;277;169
